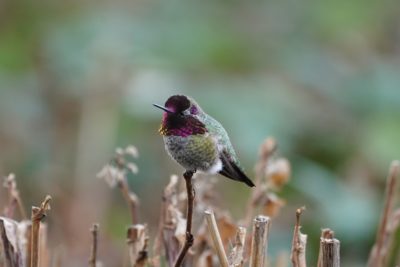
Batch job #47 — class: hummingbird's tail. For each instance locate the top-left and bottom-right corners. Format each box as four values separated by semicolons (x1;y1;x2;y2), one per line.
219;153;255;187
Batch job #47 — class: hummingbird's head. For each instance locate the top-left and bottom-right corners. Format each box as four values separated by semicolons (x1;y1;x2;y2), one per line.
153;95;206;136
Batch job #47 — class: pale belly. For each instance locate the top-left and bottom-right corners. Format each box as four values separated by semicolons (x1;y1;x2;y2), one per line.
163;135;221;173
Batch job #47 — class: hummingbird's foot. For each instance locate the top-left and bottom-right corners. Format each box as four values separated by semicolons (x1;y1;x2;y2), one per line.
183;170;196;179
185;232;194;247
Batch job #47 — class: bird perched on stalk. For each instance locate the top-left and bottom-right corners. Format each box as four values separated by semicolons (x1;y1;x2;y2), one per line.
154;95;255;187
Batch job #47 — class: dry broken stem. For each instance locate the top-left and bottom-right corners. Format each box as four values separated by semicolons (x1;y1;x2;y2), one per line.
89;223;99;267
290;207;307;267
31;195;51;267
249;215;270;267
204;210;229;267
317;229;340;267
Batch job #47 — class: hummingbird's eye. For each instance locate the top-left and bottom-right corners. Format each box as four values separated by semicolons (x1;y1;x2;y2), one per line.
180;109;190;116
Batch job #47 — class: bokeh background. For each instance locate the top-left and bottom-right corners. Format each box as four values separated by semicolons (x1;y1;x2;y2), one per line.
1;0;400;266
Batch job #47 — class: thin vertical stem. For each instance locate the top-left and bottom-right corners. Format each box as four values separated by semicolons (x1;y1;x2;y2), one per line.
174;170;195;267
204;210;229;267
89;224;99;267
31;195;51;267
291;207;307;267
367;161;399;267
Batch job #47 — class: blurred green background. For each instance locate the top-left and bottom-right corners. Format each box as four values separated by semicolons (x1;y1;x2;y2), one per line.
1;0;400;266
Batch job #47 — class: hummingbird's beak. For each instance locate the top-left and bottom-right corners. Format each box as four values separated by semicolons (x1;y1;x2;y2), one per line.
153;104;174;114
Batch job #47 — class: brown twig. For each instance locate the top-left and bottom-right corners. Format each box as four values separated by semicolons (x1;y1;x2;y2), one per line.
204;210;229;267
290;207;307;267
249;215;270;267
174;170;195;267
367;160;399;267
317;229;340;267
31;195;52;267
89;223;99;267
118;178;139;225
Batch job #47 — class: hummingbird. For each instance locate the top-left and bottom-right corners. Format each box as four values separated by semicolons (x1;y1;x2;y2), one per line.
154;95;255;187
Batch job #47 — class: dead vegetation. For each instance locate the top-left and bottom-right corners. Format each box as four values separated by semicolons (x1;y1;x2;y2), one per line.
0;140;399;267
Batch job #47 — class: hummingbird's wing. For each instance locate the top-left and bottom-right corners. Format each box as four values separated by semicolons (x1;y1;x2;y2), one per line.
219;150;255;187
201;113;255;187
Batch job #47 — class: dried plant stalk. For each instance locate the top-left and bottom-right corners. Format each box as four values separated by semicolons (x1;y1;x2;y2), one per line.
118;179;139;225
367;160;399;267
204;210;229;267
127;224;148;267
30;195;51;267
174;171;195;267
244;138;277;226
228;226;247;267
317;229;340;267
249;215;270;267
290;207;307;267
89;224;99;267
97;146;140;225
38;224;49;267
385;209;400;266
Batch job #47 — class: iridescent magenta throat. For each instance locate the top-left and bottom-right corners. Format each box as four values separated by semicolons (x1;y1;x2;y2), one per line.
159;114;207;137
167;127;198;137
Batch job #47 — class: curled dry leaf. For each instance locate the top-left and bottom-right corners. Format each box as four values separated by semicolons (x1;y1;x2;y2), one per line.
0;217;32;267
125;145;139;158
3;173;16;190
171;207;187;248
3;173;27;220
127;163;139;175
266;158;291;190
115;147;124;156
116;145;139;158
262;193;286;218
96;164;125;188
